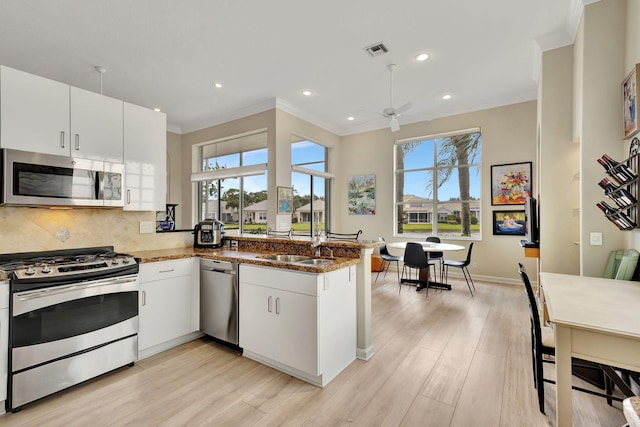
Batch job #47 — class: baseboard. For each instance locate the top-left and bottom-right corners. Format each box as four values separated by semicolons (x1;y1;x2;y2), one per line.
138;331;204;360
356;345;375;361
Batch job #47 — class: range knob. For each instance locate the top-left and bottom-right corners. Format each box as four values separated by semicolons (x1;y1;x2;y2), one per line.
24;267;36;276
122;257;130;264
111;258;120;265
41;265;51;274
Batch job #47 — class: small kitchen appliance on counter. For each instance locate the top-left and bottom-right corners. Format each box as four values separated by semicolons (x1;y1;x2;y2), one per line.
194;216;225;248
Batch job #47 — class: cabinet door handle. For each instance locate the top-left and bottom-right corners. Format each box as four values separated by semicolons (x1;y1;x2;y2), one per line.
275;297;280;315
141;290;146;306
75;134;80;151
159;269;174;273
267;296;272;313
60;131;65;148
126;189;131;204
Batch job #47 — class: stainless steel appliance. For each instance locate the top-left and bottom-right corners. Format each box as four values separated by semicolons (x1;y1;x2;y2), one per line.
1;148;125;207
0;246;139;411
200;259;239;346
194;218;225;248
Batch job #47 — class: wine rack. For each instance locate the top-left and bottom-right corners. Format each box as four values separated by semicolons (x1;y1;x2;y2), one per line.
597;137;640;230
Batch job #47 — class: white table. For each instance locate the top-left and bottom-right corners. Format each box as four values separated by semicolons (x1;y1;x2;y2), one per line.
540;272;640;427
387;241;465;290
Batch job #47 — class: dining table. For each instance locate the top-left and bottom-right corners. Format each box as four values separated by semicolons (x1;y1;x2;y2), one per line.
540;272;640;427
386;241;465;290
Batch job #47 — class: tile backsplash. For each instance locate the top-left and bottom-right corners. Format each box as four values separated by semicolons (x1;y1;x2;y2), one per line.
0;206;192;255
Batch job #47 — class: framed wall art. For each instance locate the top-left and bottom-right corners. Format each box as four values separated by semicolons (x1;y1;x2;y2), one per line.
623;64;639;139
491;162;532;205
493;210;526;236
276;186;293;214
348;174;376;215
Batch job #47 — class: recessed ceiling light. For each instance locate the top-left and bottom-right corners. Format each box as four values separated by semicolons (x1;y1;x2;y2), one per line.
347;116;355;121
213;82;223;88
441;94;452;100
415;53;430;61
154;108;161;112
301;90;313;96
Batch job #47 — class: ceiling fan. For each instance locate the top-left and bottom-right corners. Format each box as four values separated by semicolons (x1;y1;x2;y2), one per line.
380;64;412;132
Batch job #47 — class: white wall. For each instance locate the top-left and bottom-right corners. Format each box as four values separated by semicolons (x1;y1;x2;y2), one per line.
538;45;580;275
577;0;627;277
338;101;539;283
624;0;640;251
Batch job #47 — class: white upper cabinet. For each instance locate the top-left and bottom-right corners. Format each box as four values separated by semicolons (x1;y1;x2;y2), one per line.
0;65;71;156
123;102;166;211
0;65;124;163
70;86;123;163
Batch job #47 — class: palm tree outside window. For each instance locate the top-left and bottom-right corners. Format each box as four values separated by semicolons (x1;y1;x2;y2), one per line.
395;129;481;238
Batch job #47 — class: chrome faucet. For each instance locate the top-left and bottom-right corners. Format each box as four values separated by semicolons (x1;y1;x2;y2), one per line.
312;224;322;257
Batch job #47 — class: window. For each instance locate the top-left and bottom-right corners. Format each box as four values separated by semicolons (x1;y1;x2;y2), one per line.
395;129;481;239
291;138;330;235
196;131;267;233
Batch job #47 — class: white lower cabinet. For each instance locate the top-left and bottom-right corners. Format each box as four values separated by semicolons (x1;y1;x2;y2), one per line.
138;258;199;358
239;264;356;387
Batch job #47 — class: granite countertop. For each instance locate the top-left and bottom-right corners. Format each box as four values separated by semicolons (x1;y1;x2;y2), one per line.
132;247;360;273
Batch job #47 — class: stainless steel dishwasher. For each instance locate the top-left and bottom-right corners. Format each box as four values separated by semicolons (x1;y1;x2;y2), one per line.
200;259;239;346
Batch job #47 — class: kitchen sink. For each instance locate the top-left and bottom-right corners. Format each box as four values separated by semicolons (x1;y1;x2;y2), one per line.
297;258;333;266
259;254;312;262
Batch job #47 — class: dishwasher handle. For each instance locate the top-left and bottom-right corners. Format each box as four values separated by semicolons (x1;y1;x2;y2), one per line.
202;267;236;274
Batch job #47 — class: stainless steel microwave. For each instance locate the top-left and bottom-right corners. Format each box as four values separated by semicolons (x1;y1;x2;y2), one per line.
0;149;125;207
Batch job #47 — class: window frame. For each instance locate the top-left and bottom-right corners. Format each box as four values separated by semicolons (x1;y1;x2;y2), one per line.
393;128;482;240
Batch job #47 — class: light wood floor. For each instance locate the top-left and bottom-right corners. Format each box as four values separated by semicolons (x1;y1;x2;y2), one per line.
0;274;628;426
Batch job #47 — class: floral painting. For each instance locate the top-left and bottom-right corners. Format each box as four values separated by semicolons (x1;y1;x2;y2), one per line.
348;175;376;215
491;162;532;205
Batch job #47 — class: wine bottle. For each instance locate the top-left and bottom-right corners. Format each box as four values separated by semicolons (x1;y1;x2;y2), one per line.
598;157;628;184
597;201;637;230
598;178;637;207
601;154;637;183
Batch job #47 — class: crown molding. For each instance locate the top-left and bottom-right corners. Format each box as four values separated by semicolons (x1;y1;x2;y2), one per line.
273;98;343;135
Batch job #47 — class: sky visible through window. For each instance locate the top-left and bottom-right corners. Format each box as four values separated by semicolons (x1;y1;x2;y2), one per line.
401;138;481;201
292;141;325;197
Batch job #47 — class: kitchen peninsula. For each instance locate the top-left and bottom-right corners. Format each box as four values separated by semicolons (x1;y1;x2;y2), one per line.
133;235;379;384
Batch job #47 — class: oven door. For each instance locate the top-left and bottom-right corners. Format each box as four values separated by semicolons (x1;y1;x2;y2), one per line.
11;274;139;372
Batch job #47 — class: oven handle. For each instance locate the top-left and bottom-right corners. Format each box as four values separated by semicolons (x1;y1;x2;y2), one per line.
15;274;139;301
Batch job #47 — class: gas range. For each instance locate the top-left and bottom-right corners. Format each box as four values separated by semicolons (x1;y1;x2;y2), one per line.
0;246;139;291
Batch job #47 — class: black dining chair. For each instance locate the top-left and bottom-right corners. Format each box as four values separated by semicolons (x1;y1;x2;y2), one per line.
426;236;444;282
376;237;401;283
400;242;432;297
518;263;620;414
442;242;476;296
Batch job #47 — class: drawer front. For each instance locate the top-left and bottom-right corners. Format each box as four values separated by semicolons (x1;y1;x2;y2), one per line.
240;264;319;296
139;259;192;283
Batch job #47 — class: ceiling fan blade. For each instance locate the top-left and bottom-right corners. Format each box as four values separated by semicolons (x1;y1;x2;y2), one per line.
395;102;413;115
389;116;400;132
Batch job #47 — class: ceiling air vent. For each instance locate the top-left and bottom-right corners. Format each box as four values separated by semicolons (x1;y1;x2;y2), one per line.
363;42;389;57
